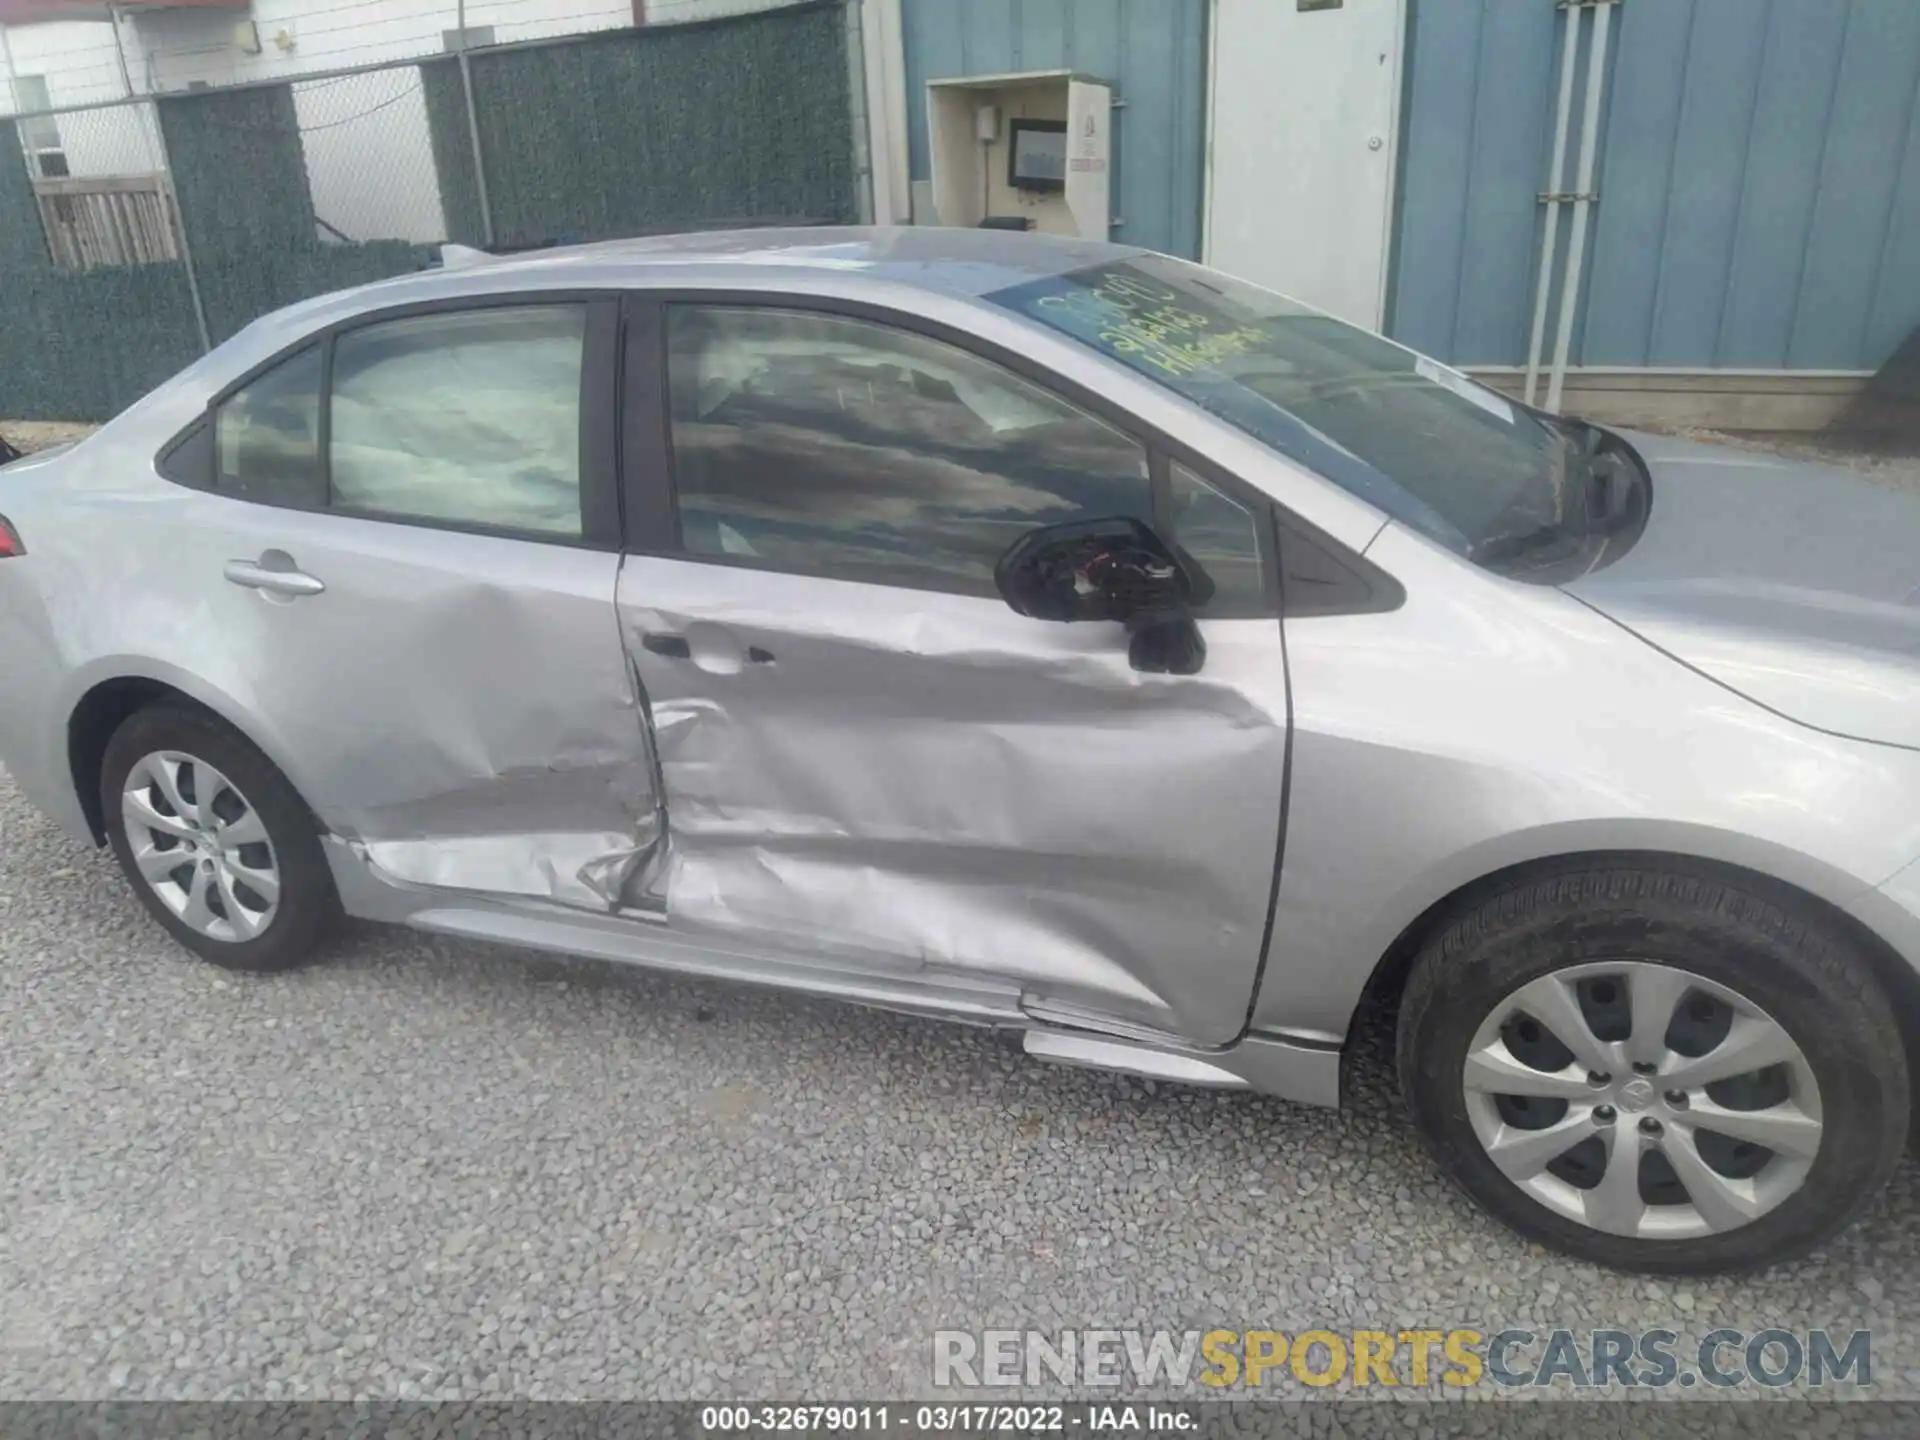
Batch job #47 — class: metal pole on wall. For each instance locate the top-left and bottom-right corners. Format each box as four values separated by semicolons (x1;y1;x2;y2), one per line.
1523;3;1580;408
1545;0;1615;415
106;4;136;98
456;0;496;248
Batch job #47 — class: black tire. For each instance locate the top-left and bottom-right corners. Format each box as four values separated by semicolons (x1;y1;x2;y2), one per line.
1397;861;1909;1273
102;702;338;973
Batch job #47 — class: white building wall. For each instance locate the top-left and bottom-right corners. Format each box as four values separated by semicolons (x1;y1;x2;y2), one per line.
1;18;158;177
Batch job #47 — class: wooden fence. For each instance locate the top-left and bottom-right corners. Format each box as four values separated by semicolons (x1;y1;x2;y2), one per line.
32;174;181;270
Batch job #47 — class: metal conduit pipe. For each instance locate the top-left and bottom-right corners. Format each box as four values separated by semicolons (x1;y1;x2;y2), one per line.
1546;0;1616;415
1523;2;1582;408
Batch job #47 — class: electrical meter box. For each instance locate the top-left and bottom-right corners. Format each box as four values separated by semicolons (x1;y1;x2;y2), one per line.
925;71;1113;240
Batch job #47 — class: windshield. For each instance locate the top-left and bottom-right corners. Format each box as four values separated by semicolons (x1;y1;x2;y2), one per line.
988;255;1647;580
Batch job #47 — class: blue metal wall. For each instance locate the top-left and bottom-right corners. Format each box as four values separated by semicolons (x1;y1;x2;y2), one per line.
898;0;1209;260
1390;0;1920;371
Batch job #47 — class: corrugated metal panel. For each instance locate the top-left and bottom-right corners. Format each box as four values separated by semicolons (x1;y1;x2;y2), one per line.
1390;0;1920;372
899;0;1207;259
1388;0;1559;366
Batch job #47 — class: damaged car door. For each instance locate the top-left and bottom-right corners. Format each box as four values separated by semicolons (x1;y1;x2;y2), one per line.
173;297;660;910
614;301;1289;1044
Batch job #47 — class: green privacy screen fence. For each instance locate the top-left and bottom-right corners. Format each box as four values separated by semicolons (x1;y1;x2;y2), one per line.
423;4;858;249
0;115;203;422
0;1;859;423
157;85;427;350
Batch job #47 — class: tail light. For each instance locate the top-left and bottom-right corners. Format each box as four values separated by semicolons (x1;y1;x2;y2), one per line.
0;516;23;558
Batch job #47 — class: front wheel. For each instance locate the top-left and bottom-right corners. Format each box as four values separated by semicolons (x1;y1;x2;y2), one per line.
1397;864;1909;1273
102;702;339;972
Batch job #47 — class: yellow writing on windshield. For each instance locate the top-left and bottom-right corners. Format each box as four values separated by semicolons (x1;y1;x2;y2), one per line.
1038;270;1267;379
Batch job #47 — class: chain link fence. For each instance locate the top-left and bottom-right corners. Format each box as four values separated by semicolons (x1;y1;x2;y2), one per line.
0;0;861;421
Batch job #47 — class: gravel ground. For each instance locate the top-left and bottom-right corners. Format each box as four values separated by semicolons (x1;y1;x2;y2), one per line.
5;421;1920;1411
3;767;1920;1406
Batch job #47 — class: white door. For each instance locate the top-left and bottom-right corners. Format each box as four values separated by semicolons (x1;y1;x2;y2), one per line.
1205;0;1405;329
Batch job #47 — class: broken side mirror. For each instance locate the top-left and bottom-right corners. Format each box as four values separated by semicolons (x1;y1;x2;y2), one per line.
993;516;1212;676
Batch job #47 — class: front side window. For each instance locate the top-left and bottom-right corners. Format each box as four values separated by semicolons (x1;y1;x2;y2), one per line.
215;343;323;506
991;256;1649;581
665;306;1154;594
329;305;587;536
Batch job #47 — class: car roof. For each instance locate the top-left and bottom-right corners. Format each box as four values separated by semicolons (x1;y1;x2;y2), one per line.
242;227;1143;346
453;226;1144;295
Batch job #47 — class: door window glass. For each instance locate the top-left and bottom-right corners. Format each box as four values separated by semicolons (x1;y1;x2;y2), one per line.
214;343;323;506
329;305;587;535
1169;461;1268;613
666;306;1153;593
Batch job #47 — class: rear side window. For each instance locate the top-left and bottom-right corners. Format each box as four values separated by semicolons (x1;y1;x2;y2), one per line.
329;305;587;536
214;343;323;506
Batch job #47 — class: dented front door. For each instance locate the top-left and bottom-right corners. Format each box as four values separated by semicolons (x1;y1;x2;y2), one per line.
612;300;1288;1044
618;563;1287;1043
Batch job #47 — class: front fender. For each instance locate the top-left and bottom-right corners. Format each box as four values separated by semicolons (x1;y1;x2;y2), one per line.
1253;523;1920;1047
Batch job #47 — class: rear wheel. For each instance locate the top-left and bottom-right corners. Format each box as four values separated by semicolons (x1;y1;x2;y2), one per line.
102;703;338;972
1397;864;1909;1272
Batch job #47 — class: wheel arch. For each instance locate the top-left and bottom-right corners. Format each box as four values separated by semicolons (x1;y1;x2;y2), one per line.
1354;849;1920;1123
65;665;320;846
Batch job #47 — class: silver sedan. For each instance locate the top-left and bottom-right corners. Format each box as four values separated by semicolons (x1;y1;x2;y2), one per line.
2;229;1915;1273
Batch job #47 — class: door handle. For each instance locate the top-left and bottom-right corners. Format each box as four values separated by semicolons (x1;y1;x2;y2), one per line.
641;632;692;659
224;557;326;598
640;632;773;664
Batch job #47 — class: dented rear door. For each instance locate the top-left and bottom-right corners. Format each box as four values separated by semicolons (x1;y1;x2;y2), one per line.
181;295;663;911
227;516;657;909
613;298;1288;1044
